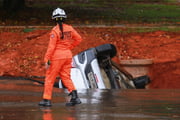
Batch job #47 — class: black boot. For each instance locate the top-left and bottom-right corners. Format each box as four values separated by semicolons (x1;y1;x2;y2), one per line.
66;90;81;106
39;99;52;107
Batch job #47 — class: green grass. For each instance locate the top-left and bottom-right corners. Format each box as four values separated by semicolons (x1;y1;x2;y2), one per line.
23;28;35;33
116;4;180;23
116;26;180;34
56;1;180;25
0;0;179;26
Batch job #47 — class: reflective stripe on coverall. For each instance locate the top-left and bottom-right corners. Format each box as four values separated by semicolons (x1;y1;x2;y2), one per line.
43;24;82;100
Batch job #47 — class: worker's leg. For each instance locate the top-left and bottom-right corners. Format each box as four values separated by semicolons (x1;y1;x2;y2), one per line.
43;60;63;100
59;58;76;92
59;58;81;106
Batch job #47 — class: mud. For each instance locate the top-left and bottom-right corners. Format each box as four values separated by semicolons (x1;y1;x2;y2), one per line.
0;27;179;88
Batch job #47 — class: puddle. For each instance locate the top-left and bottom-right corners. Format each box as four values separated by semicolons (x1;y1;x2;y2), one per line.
0;80;180;120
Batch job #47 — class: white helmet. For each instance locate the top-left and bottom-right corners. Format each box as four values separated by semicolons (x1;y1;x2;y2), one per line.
52;8;67;19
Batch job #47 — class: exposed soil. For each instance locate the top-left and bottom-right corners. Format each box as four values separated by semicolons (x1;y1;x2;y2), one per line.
0;27;179;89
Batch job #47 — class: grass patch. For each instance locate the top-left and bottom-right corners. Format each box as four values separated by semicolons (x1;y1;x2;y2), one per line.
0;0;179;25
23;28;35;33
117;26;180;34
50;1;180;25
117;4;180;23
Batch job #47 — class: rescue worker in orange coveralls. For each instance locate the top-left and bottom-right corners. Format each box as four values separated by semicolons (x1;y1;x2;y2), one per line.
39;8;82;107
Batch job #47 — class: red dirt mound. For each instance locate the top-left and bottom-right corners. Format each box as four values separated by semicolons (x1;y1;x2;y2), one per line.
0;27;179;89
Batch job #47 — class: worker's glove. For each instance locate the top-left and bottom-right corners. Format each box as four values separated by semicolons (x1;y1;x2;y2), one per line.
47;60;51;65
45;60;51;69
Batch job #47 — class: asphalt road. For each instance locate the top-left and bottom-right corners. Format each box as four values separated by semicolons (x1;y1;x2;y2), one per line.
0;79;180;120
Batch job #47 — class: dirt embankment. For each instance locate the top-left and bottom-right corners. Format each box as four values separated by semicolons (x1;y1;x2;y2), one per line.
0;27;179;89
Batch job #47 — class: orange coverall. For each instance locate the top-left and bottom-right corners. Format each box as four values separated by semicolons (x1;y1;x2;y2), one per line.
43;24;82;100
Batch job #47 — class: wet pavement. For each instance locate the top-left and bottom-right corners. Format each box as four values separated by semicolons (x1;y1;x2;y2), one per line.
0;79;180;120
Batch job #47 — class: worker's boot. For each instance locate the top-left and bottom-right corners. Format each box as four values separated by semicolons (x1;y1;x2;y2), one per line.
39;99;52;107
66;90;81;106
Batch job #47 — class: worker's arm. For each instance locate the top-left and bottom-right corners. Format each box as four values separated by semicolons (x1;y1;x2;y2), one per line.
44;30;58;63
69;27;82;49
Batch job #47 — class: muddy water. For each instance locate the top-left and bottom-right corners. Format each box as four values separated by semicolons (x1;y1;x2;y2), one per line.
0;80;180;120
